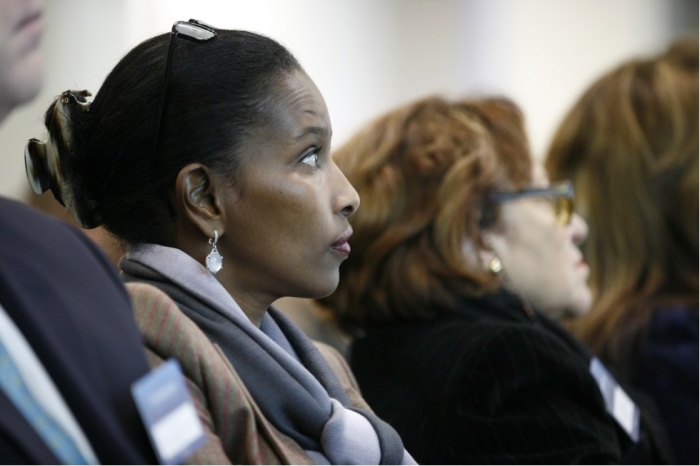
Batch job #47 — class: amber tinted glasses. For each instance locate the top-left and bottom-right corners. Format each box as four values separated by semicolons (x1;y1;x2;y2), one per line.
490;180;575;226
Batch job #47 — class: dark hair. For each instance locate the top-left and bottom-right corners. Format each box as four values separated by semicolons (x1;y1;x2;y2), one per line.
318;96;533;334
40;27;301;244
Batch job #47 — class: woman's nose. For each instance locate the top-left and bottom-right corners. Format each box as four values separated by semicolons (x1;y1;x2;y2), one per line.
334;164;360;217
568;212;588;246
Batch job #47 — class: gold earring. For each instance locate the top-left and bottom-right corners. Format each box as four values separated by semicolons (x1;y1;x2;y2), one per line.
488;257;503;274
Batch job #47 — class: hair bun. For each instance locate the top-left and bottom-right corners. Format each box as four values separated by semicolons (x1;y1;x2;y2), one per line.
24;90;98;228
24;138;51;195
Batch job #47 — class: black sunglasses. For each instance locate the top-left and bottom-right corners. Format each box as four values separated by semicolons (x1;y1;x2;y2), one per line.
490;180;575;226
152;19;217;163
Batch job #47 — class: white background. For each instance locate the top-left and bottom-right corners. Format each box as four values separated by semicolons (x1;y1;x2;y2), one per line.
0;0;696;200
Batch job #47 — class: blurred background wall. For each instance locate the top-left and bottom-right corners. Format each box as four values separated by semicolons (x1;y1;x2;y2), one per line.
1;0;697;200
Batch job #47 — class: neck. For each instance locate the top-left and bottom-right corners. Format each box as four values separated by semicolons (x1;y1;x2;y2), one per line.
211;256;279;327
220;280;271;328
233;298;268;328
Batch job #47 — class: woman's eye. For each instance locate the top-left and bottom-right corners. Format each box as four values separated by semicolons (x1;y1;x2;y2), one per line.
301;150;320;167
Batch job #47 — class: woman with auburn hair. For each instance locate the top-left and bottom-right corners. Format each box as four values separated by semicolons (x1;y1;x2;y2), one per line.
318;95;667;464
545;36;698;465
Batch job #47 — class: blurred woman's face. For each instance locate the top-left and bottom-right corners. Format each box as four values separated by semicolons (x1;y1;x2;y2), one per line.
488;164;591;319
0;0;43;121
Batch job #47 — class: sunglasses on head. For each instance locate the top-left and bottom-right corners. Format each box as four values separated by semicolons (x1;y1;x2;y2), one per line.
490;180;575;226
152;19;217;162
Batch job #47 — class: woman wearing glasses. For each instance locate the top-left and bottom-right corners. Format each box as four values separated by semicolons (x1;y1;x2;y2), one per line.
316;96;665;464
24;20;415;465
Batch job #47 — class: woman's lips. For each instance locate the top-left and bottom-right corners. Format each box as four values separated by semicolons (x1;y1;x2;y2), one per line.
330;228;353;256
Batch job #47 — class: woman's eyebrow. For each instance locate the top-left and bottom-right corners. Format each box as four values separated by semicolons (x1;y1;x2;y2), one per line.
293;126;329;142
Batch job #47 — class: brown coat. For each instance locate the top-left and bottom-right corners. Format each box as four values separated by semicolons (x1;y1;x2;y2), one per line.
126;282;370;465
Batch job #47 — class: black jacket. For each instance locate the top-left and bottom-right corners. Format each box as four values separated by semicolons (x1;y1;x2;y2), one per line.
350;289;667;464
0;197;157;464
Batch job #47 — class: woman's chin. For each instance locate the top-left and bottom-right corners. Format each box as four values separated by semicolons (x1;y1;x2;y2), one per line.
567;290;593;318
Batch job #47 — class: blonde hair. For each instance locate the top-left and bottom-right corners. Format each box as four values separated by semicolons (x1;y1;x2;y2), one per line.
545;36;699;376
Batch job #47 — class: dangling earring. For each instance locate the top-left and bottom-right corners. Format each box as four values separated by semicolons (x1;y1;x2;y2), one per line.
488;257;503;274
205;230;223;274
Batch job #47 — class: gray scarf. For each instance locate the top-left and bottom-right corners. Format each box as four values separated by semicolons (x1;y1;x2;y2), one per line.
121;244;413;465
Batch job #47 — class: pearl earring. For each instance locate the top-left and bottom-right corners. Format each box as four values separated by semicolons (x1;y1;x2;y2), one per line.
205;230;223;274
488;257;503;274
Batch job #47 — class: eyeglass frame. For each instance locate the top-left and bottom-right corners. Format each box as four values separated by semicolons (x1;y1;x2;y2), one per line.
151;19;217;169
489;180;575;226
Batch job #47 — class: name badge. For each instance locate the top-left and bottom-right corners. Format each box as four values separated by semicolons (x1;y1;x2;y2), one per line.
589;357;640;442
131;359;206;464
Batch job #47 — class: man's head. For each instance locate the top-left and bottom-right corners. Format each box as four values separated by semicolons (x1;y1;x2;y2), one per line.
0;0;44;124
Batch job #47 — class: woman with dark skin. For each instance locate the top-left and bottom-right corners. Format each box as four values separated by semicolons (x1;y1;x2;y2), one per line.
25;19;414;465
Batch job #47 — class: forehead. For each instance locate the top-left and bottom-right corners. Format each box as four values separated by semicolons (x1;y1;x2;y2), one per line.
233;69;331;170
266;70;331;137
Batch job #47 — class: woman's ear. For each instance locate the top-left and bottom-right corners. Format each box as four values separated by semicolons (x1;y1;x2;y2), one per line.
173;163;228;238
480;230;509;274
478;232;496;268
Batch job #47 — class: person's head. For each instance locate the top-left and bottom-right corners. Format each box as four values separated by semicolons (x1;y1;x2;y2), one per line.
319;95;590;334
0;0;44;124
545;36;699;364
26;20;359;311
